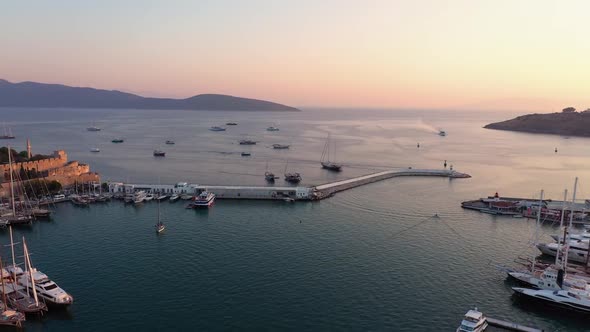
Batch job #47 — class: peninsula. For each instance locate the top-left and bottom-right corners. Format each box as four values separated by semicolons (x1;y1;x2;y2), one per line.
0;79;300;111
484;107;590;137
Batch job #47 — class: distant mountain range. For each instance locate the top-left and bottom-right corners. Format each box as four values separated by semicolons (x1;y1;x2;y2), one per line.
0;79;300;111
484;109;590;137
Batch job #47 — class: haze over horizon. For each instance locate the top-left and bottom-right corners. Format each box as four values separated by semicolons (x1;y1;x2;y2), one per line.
2;0;589;111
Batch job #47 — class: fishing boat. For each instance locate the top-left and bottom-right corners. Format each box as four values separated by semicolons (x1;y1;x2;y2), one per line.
512;287;590;313
320;133;342;171
169;194;180;202
165;140;175;145
111;138;124;143
0;258;24;327
0;124;15;139
241;152;251;157
226;122;238;126
272;144;290;149
190;191;216;208
209;126;226;131
153;150;166;157
439;130;446;136
456;308;488;332
155;198;165;233
239;139;256;145
90;147;100;153
266;126;279;131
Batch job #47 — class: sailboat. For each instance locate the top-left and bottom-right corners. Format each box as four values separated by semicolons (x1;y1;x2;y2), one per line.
320;133;342;171
0;258;25;327
155;199;165;233
5;146;33;225
6;237;47;315
284;161;301;184
265;161;277;182
0;124;15;139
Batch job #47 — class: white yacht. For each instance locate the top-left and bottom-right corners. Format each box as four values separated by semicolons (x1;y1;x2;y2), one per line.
169;194;180;202
537;241;589;264
133;191;147;205
508;267;590;296
17;269;73;307
512;287;590;313
90;147;100;153
190;191;215;208
456;308;488;332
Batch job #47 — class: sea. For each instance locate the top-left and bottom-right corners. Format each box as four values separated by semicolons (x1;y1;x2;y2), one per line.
1;107;590;331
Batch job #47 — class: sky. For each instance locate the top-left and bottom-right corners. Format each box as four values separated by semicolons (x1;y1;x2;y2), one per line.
1;0;589;110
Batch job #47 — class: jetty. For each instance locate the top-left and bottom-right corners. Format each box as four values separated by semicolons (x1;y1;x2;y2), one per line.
108;168;470;202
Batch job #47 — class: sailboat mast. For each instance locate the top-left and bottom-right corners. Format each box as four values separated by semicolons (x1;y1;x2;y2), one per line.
532;190;544;274
555;189;568;266
563;177;578;268
23;238;39;306
0;257;7;310
9;227;16;281
8;145;16;217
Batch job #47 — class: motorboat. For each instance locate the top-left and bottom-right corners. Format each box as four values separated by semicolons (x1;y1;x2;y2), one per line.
272;144;290;149
239;140;256;145
17;269;73;307
241;152;251;157
456;308;488;332
180;194;193;200
86;125;101;132
226;122;238;126
90;147;100;153
266;126;279;131
537;241;590;264
156;194;168;201
191;191;215;208
512;287;590;313
153;150;166;157
169;194;180;202
144;194;154;202
133;191;147;205
283;197;295;202
209;126;226;131
439;130;446;136
165;140;175;145
284;172;301;184
111;138;124;143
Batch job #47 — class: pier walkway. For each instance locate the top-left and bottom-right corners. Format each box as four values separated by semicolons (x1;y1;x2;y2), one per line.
109;168;470;202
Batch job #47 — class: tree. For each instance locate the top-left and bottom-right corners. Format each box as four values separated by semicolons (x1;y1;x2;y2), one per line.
562;107;576;113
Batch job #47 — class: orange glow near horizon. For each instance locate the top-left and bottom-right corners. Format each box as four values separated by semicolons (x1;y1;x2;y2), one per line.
1;0;589;110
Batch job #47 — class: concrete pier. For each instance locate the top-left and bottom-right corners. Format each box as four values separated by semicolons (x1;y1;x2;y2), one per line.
108;168;470;201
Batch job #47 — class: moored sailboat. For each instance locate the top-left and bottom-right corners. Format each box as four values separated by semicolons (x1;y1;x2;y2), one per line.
320;133;342;171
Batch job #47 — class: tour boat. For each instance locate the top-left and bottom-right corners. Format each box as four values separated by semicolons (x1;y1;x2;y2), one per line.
266;126;279;131
165;140;175;145
90;147;100;153
456;308;488;332
153;150;166;157
191;191;215;208
320;133;342;171
239;140;256;145
512;287;590;313
111;138;124;143
209;126;226;131
272;144;290;149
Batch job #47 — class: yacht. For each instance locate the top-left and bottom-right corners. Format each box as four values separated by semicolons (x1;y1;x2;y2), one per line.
266;126;279;131
439;130;446;136
239;140;256;145
111;138;124;143
191;191;215;208
209;126;226;131
180;194;193;200
508;267;590;296
537;241;590;264
272;144;290;149
144;194;154;202
133;191;147;205
512;287;590;313
90;147;100;153
156;194;168;201
153;150;166;157
165;140;175;145
86;125;101;132
169;194;180;202
456;308;488;332
17;269;73;307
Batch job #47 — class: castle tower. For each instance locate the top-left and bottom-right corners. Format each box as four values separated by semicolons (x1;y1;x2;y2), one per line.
26;139;32;159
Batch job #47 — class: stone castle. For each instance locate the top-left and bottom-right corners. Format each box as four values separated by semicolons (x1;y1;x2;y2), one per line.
0;141;100;190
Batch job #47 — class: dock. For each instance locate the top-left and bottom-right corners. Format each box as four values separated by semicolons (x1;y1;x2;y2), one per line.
487;317;543;332
108;168;470;201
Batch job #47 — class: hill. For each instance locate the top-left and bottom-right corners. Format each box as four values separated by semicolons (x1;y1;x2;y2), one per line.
484;109;590;137
0;79;300;111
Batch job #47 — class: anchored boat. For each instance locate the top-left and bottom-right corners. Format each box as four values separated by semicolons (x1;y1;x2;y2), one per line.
320;133;342;171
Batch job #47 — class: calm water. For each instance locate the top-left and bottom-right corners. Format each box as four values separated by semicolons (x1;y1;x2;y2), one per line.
1;107;590;331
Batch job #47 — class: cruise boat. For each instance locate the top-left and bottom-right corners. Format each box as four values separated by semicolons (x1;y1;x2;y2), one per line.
90;147;100;153
209;126;226;131
153;150;166;157
165;140;175;145
272;144;290;149
456;308;488;332
512;287;590;313
439;130;446;136
239;139;256;145
191;191;215;208
266;126;279;131
17;269;73;307
111;138;124;143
